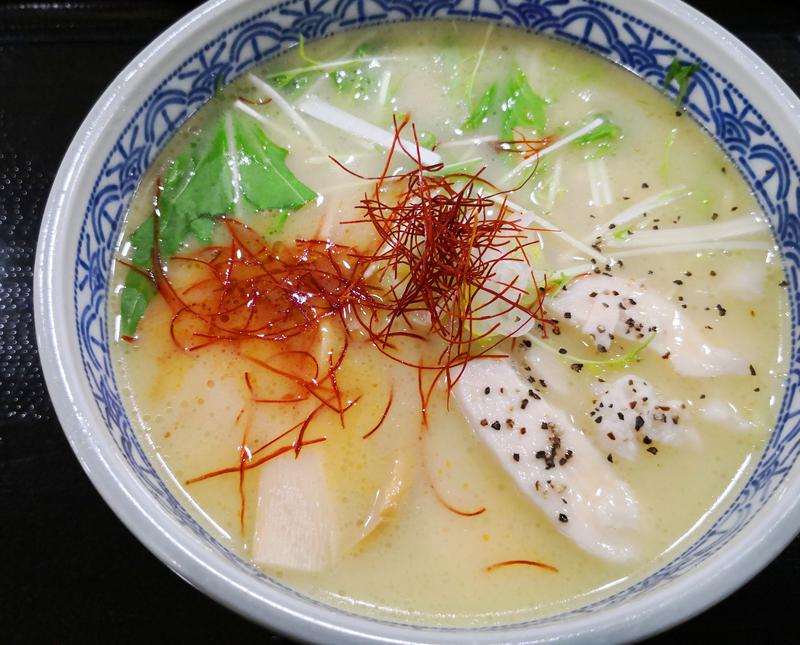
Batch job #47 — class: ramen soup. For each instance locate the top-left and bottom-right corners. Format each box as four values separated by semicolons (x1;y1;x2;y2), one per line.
111;22;788;626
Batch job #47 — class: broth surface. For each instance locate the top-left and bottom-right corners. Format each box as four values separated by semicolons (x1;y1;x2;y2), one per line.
110;22;788;626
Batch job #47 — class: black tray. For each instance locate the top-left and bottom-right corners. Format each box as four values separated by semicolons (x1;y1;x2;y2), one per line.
2;1;797;641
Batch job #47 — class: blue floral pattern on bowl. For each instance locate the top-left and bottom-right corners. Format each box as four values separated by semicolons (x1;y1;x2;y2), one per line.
73;0;800;628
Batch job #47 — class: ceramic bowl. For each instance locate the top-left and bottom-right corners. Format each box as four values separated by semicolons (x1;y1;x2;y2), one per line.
35;0;800;641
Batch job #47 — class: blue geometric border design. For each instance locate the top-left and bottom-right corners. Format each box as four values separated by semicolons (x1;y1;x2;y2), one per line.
72;0;800;629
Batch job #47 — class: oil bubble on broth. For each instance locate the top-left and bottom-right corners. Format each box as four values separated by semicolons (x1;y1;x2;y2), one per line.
110;21;787;626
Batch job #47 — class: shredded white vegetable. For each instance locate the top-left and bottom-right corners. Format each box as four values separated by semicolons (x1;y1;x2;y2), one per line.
604;214;766;248
587;157;613;207
437;135;500;149
501;198;609;264
223;112;242;218
247;74;323;147
607;240;772;259
589;186;689;241
233;100;296;142
378;70;392;105
499;117;605;185
297;97;442;166
263;56;402;79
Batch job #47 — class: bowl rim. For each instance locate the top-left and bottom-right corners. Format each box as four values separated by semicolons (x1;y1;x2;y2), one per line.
34;0;800;642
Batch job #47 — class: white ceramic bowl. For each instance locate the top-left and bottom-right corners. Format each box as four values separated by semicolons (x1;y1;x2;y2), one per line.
35;0;800;641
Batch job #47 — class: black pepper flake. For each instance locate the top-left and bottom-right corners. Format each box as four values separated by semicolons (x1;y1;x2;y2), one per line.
607;431;616;440
564;312;572;319
520;427;527;434
662;351;671;360
716;304;727;316
536;450;546;459
673;279;683;286
491;420;501;430
779;280;788;287
594;416;603;424
634;416;645;431
617;412;625;421
571;363;584;372
642;182;649;188
521;399;529;410
607;453;614;463
643;435;652;445
558;348;567;355
512;453;520;462
541;422;549;430
522;339;532;348
749;364;757;376
647;446;659;455
484;386;491;395
710;270;717;277
558;513;569;523
712;212;719;220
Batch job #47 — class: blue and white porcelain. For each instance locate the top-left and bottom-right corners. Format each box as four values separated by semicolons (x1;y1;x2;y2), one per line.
35;0;800;641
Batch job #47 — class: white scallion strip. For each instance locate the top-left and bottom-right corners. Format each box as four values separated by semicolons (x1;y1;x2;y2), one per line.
587;157;613;207
263;56;402;79
247;74;322;147
608;240;772;259
501;198;609;264
234;100;296;142
297;97;442;166
378;70;392;105
548;263;595;279
544;158;563;210
437;135;499;149
604;214;765;248
223;112;242;217
465;23;494;105
590;186;689;241
500;117;605;185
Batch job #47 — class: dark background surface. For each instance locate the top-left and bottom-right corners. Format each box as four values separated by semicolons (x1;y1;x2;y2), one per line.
1;0;798;642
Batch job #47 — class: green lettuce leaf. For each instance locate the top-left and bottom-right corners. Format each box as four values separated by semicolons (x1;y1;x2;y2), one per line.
462;82;497;131
501;67;547;139
663;58;701;109
120;271;158;338
574;117;621;158
120;110;315;337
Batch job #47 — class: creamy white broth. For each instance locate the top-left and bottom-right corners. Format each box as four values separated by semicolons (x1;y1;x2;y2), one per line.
110;21;788;625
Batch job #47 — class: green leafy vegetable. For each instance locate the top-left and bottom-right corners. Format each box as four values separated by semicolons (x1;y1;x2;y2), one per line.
329;41;382;99
120;271;157;339
612;226;631;241
462;83;497;131
418;130;437;149
120;110;315;337
271;70;316;95
528;332;656;372
663;58;701;108
501;67;548;139
574;117;621;158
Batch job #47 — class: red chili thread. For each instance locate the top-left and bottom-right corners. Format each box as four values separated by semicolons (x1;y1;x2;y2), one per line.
486;559;559;573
